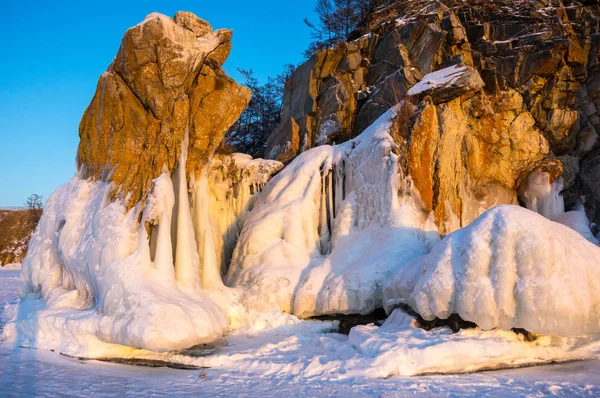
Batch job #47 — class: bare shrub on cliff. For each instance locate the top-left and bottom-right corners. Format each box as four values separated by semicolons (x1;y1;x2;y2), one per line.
303;0;384;57
225;65;296;158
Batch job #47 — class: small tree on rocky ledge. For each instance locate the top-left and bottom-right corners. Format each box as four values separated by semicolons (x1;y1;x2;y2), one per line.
303;0;382;57
224;65;296;157
25;194;43;211
24;194;43;222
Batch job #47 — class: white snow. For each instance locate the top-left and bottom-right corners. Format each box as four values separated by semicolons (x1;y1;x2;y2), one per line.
132;12;166;29
316;119;340;145
554;202;599;244
407;64;474;97
2;270;599;392
0;264;600;397
383;205;600;336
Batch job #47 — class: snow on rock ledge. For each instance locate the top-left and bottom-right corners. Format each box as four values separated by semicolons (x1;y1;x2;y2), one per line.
406;64;484;104
383;205;600;336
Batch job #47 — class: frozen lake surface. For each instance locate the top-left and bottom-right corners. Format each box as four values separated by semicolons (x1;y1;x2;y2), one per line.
1;269;599;397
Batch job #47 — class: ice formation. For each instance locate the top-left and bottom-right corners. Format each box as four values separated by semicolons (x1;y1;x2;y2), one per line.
5;140;281;354
517;168;565;220
554;202;600;244
383;205;600;336
227;105;439;317
5;97;600;370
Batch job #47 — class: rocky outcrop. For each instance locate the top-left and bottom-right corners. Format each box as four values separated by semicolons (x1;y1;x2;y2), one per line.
399;83;550;233
77;12;251;207
266;0;600;231
0;210;40;266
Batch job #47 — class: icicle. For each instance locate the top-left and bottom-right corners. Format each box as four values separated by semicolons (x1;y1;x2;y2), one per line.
319;164;331;255
148;172;175;279
326;168;335;236
191;169;224;290
333;160;345;216
519;170;565;220
171;124;201;291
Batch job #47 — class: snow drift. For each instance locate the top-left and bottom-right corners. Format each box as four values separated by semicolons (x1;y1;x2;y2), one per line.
383;205;600;336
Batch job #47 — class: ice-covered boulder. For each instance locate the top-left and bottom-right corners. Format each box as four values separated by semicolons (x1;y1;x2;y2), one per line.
383;205;600;336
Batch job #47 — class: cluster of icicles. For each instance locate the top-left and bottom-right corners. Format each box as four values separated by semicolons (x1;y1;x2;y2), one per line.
146;129;279;293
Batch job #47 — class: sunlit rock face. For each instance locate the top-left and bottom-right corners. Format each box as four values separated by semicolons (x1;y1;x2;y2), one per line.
266;0;600;230
77;12;251;207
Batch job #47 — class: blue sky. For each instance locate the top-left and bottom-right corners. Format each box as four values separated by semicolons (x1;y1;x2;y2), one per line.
0;0;317;206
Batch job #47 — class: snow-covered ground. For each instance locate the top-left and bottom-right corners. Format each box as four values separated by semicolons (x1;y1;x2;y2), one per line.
1;271;599;397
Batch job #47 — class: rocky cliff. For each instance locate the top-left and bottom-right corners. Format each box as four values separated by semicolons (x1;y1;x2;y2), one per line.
267;0;600;233
0;210;39;266
77;12;252;207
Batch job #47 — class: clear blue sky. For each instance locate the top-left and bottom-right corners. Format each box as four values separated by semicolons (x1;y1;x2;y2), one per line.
0;0;317;206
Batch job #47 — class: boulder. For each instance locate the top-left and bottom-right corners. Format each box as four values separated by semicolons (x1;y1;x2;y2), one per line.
77;12;251;207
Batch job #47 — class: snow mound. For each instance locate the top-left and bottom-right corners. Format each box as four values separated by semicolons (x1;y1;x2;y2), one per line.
383;205;600;336
227;105;439;317
347;309;600;377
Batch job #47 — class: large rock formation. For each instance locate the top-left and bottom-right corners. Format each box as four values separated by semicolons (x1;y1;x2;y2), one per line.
266;0;600;231
8;12;283;353
78;12;252;206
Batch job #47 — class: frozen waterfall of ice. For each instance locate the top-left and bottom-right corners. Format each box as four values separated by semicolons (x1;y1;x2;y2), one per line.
2;134;282;354
227;105;440;317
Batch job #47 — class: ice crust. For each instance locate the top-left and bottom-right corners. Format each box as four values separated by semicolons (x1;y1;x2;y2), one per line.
518;169;565;220
383;205;600;336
